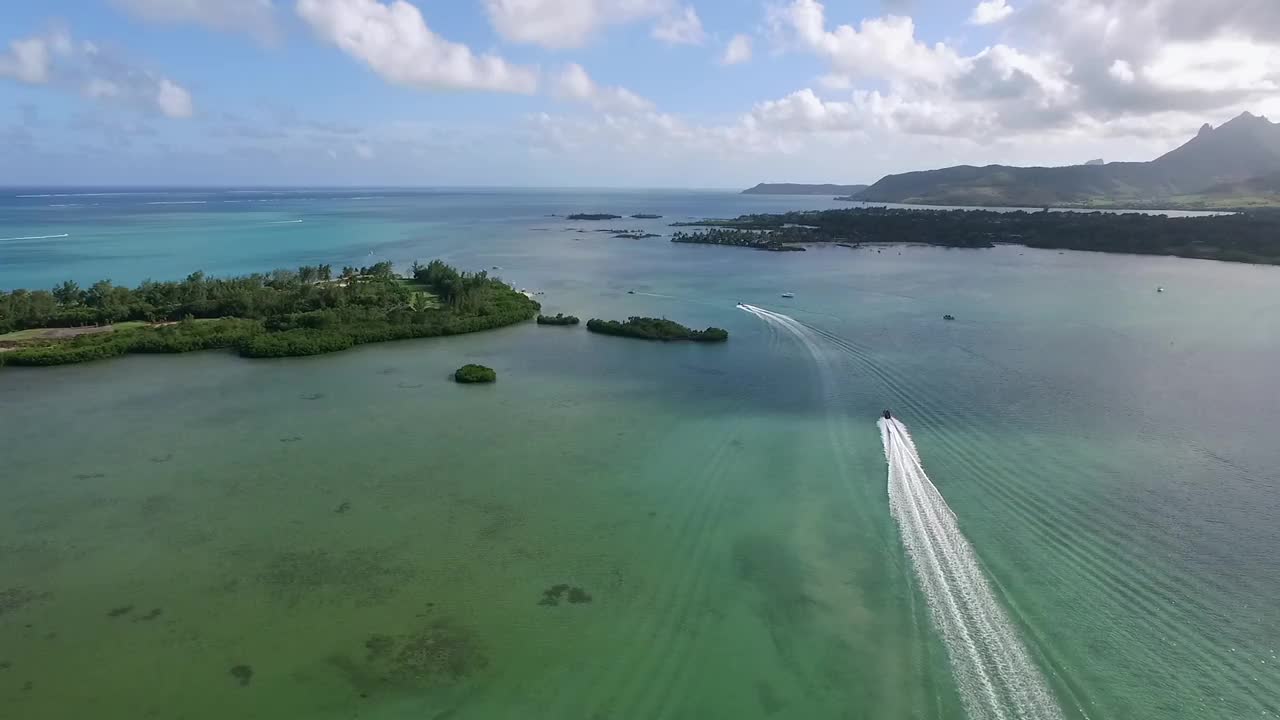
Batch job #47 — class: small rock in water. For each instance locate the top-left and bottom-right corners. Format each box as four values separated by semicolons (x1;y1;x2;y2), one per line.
107;605;134;618
539;584;592;606
230;664;254;686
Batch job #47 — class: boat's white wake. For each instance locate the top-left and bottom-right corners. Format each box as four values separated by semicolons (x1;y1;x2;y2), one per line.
739;303;1064;720
882;418;1063;720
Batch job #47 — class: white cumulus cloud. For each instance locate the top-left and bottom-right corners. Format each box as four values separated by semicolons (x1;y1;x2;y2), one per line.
484;0;701;49
0;31;69;85
771;1;964;87
970;0;1014;26
156;77;194;118
653;6;705;45
1107;59;1135;84
0;27;195;118
555;63;653;112
297;0;539;94
721;34;753;65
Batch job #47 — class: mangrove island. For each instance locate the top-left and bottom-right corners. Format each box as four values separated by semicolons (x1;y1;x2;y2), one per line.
454;364;497;383
586;317;728;342
537;313;580;326
568;213;623;221
670;206;1280;265
0;260;540;367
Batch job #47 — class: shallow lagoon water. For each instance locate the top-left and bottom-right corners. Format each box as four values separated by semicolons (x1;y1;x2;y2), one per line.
1;190;1278;719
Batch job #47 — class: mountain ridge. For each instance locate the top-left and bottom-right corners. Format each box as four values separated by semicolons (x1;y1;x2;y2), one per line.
851;112;1280;208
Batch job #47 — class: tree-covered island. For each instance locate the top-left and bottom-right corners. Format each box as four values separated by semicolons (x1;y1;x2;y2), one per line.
670;206;1280;264
454;364;497;383
568;213;623;220
0;260;539;367
537;313;580;326
586;317;728;342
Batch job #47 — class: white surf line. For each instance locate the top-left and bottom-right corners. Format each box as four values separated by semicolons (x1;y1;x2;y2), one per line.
267;219;304;224
0;233;70;241
882;418;1064;720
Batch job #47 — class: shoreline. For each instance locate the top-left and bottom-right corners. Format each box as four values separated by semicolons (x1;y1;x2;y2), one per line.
669;206;1280;265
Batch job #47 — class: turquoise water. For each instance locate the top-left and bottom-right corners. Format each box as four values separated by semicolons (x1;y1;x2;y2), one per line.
1;189;1278;719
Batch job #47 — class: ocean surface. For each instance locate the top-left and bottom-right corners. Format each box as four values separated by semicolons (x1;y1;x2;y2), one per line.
1;188;1277;720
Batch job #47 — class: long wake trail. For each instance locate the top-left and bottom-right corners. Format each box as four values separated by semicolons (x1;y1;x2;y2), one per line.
739;304;1065;720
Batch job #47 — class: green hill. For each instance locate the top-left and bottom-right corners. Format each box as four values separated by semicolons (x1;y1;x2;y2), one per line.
1170;171;1280;209
855;112;1280;209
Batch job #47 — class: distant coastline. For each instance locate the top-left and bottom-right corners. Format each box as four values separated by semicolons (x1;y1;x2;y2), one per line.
742;183;869;196
671;207;1280;264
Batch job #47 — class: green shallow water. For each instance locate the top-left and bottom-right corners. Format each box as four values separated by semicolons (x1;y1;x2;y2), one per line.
2;190;1280;719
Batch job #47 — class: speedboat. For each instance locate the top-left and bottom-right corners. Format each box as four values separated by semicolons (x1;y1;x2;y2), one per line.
882;409;892;420
781;292;795;298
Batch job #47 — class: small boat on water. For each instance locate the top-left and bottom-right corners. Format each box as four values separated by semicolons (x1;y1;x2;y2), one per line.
1157;286;1165;293
943;314;956;321
883;409;892;420
781;292;795;298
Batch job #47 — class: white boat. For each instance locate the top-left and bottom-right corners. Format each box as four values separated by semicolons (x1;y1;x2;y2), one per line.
781;292;795;298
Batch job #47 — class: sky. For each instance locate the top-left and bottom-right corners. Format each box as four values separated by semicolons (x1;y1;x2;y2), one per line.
1;0;1278;188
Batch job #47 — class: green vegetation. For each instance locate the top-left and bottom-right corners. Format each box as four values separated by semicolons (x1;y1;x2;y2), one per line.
537;313;580;326
2;318;262;366
0;260;539;367
1169;171;1280;209
613;232;662;239
454;364;496;383
672;228;812;251
586;316;728;342
568;213;622;220
671;206;1280;264
630;214;663;219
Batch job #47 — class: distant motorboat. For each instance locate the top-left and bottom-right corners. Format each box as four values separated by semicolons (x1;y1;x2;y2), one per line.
781;292;795;298
943;314;956;321
1157;286;1165;293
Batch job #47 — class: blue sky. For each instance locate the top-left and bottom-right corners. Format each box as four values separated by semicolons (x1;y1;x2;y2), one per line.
2;0;1277;187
